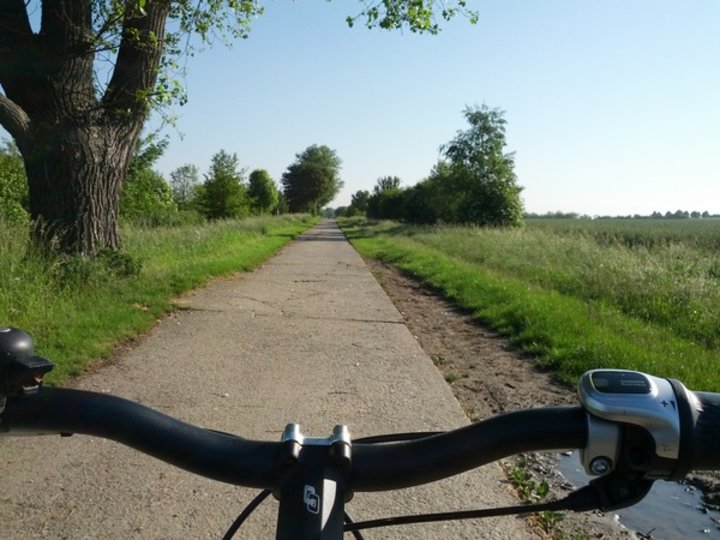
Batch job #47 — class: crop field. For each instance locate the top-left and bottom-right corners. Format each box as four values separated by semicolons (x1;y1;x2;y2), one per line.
342;218;720;391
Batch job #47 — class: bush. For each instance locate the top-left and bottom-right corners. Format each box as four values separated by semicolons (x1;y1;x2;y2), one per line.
48;249;142;290
377;188;406;220
0;141;29;224
439;105;524;227
199;150;250;219
248;169;279;214
121;168;179;225
403;180;444;224
398;106;525;228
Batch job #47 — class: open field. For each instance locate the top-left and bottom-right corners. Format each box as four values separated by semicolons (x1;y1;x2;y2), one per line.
341;218;720;391
0;215;318;382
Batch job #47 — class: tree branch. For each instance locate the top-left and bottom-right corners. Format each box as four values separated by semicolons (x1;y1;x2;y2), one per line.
0;93;31;148
0;0;33;43
103;1;171;119
40;0;93;52
0;0;34;86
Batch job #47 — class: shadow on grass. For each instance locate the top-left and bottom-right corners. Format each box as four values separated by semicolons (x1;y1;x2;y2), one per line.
340;220;426;241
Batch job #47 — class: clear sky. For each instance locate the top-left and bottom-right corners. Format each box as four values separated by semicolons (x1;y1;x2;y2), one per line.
131;2;720;215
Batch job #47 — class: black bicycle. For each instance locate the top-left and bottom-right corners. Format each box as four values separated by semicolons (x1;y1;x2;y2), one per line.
1;326;718;539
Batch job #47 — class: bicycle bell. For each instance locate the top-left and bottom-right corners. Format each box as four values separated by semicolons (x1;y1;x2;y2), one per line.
0;327;35;361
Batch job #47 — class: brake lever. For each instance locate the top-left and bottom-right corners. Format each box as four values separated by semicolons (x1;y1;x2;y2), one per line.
0;327;54;409
564;471;654;513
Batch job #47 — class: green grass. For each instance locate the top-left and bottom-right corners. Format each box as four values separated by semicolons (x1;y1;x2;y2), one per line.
341;218;720;391
0;215;318;383
406;222;720;350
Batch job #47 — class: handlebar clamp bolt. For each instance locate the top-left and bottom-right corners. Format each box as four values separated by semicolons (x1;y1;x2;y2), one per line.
589;456;612;476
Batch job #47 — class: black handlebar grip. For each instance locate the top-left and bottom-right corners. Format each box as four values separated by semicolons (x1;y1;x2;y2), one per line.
688;391;720;471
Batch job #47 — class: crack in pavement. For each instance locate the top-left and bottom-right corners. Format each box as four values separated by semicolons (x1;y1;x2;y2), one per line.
175;302;404;326
264;311;404;325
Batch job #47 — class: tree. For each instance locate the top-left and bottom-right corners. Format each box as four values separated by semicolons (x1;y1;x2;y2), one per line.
281;145;343;214
121;169;176;225
0;140;28;224
199;150;248;219
367;176;405;219
404;178;443;224
120;135;177;224
0;2;475;256
378;188;405;219
247;169;279;214
170;164;200;210
670;209;689;219
349;190;370;213
373;176;402;194
276;192;290;215
439;105;524;226
0;2;205;254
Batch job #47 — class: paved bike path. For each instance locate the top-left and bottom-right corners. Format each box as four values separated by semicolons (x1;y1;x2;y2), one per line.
0;220;535;539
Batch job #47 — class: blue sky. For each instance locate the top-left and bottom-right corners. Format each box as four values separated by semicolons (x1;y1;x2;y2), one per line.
65;2;720;215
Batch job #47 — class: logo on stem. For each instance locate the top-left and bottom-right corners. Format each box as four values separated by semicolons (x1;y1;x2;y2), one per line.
303;485;320;514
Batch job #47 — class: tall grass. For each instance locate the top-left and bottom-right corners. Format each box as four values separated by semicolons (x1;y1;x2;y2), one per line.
342;218;720;391
0;215;317;382
529;217;720;251
416;222;720;350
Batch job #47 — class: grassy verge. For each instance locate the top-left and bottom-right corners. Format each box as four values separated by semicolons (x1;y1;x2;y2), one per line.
414;220;720;350
0;215;318;383
341;218;720;391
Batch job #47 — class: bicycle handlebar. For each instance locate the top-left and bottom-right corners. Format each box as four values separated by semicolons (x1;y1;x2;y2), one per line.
350;407;585;491
4;381;720;489
1;387;282;488
4;326;716;491
0;387;587;492
4;382;720;488
688;391;720;471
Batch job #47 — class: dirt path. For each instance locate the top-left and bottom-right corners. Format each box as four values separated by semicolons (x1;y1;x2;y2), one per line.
0;221;537;539
368;261;637;539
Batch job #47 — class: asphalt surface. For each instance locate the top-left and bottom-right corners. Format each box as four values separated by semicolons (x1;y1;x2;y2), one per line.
0;220;535;538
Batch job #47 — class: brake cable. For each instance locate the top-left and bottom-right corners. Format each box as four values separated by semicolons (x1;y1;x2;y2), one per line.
344;498;569;532
222;489;272;540
222;431;654;537
345;471;654;532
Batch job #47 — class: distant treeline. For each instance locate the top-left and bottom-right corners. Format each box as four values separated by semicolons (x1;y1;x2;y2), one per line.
333;204;720;224
525;210;720;220
330;105;525;228
0;137;344;228
329;105;718;226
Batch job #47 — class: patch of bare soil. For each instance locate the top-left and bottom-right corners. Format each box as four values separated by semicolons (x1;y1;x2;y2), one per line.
368;261;641;539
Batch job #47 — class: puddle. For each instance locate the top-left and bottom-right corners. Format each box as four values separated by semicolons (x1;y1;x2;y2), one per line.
558;451;720;538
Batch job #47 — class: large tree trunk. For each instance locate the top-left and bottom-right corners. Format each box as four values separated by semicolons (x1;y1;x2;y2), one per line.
23;120;139;256
0;1;169;257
